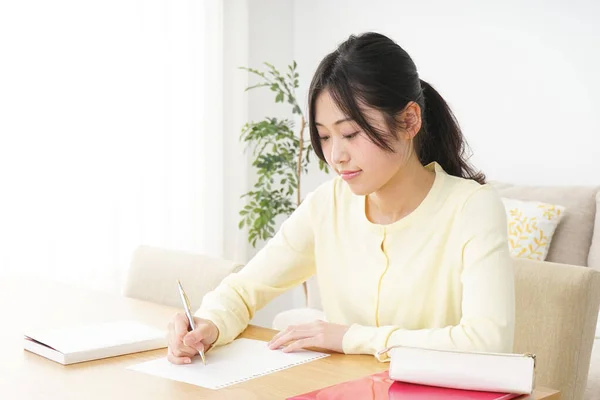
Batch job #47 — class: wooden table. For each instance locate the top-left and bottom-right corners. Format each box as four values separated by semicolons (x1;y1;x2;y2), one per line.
0;276;560;399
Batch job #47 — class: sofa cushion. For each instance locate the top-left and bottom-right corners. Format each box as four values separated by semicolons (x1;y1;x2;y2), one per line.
490;182;599;267
589;191;600;270
502;197;565;261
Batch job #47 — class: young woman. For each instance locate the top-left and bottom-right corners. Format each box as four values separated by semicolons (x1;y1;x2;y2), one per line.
167;32;514;365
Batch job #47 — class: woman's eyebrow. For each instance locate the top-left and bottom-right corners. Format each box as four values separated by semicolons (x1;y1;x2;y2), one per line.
315;117;352;127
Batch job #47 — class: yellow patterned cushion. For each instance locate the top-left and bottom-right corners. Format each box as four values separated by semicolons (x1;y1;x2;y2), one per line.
501;198;566;261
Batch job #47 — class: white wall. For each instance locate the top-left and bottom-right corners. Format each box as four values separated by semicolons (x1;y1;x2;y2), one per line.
293;0;600;186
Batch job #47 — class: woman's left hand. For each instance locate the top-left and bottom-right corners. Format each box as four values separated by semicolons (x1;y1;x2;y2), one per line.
268;320;350;353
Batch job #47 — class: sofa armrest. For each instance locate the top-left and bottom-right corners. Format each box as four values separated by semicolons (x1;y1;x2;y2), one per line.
122;245;243;310
513;257;600;400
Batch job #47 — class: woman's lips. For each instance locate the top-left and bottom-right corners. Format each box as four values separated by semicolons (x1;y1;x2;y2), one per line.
340;170;362;180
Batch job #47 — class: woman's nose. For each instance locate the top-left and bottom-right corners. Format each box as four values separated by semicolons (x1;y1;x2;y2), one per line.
330;138;349;165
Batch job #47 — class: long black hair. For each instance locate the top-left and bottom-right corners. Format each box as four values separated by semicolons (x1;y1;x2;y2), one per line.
308;32;485;184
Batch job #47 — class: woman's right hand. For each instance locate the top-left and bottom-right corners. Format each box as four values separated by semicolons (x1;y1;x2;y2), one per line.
167;313;219;365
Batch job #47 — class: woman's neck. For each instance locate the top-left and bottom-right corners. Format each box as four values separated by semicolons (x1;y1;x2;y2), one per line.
366;159;436;225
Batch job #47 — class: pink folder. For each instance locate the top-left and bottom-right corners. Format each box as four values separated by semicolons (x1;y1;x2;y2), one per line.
287;371;521;400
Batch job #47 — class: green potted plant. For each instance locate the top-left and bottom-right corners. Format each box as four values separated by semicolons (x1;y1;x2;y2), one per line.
238;61;328;304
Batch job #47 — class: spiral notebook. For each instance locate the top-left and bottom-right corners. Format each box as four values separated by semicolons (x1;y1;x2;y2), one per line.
127;338;329;389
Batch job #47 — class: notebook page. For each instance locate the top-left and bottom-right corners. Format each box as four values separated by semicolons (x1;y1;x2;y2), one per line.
127;338;330;389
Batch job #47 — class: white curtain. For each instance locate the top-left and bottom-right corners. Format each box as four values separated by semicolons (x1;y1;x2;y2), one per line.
0;0;224;293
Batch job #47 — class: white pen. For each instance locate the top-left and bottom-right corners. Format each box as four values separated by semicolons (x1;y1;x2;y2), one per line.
177;279;206;365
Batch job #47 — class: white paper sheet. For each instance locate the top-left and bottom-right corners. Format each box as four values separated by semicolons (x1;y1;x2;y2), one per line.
127;338;329;389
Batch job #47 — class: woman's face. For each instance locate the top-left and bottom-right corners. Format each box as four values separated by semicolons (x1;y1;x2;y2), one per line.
314;90;413;196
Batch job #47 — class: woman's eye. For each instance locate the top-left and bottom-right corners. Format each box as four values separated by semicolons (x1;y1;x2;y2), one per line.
343;131;359;139
319;136;330;142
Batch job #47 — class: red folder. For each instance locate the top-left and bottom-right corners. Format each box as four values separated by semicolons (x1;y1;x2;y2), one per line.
287;371;521;400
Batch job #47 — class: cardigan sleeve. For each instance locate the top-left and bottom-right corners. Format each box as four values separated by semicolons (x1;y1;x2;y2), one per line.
194;187;325;347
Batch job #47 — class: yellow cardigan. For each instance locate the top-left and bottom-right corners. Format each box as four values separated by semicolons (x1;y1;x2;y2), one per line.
195;162;515;361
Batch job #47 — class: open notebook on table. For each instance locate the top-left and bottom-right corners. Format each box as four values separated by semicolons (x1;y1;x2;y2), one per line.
23;320;167;365
128;338;330;389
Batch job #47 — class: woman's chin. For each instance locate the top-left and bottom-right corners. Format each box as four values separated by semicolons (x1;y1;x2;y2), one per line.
344;181;373;196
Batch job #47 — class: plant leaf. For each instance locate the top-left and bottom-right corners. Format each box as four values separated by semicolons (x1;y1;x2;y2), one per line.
244;83;270;92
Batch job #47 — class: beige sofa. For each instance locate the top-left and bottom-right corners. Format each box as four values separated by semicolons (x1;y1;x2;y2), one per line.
122;184;600;400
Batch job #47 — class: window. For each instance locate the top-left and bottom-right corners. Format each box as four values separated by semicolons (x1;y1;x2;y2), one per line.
0;0;224;293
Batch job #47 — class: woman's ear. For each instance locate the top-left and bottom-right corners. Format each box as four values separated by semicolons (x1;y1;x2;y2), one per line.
399;102;422;140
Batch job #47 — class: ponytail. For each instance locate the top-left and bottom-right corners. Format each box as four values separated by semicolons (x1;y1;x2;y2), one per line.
416;79;485;184
308;32;485;184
